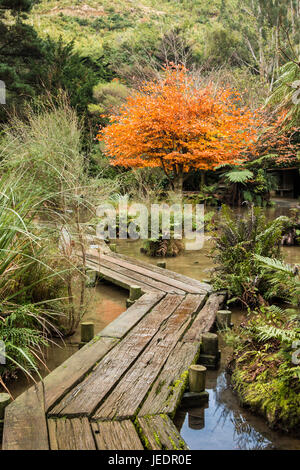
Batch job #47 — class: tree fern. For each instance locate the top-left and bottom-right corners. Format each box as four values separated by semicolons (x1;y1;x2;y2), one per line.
224;169;254;184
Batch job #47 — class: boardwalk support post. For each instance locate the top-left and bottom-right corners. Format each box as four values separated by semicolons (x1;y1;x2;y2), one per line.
157;262;166;269
80;322;95;348
0;393;11;443
199;332;220;369
126;285;142;308
216;310;232;329
189;365;206;393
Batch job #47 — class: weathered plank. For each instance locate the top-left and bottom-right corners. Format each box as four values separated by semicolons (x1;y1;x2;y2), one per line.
99;291;165;339
49;294;183;417
183;292;226;343
93;294;203;420
88;251;211;294
95;255;186;294
101;253;204;294
91;420;144;450
2;383;49;450
44;336;117;412
137;414;188;450
86;259;160;294
48;417;96;450
105;251;212;293
138;294;223;418
138;341;200;418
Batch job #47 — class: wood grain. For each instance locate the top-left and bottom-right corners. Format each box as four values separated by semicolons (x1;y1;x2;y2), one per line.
99;291;164;339
92;420;144;450
138;341;200;418
93;294;203;420
2;383;49;450
137;414;188;450
44;336;117;412
48;417;96;450
97;256;186;294
49;294;183;417
184;292;226;343
104;251;212;293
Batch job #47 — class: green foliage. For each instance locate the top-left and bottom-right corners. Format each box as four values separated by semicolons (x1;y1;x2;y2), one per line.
211;205;289;306
0;101;86;209
221;167;278;207
224;169;254;184
268;61;300;129
0;173;65;387
225;305;300;433
255;255;300;305
88;79;130;115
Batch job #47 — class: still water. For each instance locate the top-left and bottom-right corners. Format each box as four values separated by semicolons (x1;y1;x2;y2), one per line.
174;311;300;450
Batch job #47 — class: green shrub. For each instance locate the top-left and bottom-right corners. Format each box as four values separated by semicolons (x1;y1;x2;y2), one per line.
211;205;290;306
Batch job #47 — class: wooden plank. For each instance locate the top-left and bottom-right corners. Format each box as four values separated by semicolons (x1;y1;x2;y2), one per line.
95;255;186;294
48;418;96;450
49;294;183;417
86;259;160;294
137;414;188;450
99;291;165;339
138;295;224;417
183;292;226;343
138;341;200;418
103;251;212;293
88;251;210;294
2;383;49;450
101;253;202;294
91;420;144;450
44;336;117;412
93;294;203;420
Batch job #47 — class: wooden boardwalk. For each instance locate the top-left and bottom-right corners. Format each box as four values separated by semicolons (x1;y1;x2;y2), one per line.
2;247;225;450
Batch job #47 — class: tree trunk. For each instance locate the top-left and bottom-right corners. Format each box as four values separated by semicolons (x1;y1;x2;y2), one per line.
172;164;184;194
173;173;183;194
199;171;206;189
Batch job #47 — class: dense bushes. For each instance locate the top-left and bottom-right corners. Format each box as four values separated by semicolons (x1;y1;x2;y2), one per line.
211;205;290;307
225;305;300;434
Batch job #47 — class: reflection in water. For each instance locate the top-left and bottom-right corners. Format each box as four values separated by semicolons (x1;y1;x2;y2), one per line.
174;311;300;450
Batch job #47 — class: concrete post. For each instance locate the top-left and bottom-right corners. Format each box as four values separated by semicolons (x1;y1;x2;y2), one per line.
189;365;207;393
157;262;166;269
129;285;142;301
217;310;232;329
201;332;219;356
80;322;94;344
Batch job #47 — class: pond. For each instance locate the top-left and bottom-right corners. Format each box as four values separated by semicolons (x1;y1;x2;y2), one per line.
173;308;300;450
7;200;300;450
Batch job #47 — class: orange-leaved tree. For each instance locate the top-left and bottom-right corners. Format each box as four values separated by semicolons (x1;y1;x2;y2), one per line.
98;65;261;192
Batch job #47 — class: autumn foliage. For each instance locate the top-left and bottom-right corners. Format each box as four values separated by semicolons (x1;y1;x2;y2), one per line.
98;65;261;191
252;111;299;166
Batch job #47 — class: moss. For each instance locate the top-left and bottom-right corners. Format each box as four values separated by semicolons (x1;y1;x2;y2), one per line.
155;380;166;396
231;350;300;434
133;417;151;450
153;431;162;447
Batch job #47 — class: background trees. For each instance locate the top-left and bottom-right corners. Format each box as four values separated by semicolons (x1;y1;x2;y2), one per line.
100;65;260;192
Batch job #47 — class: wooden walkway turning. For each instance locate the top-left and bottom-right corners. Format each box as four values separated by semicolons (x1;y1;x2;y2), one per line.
2;246;225;450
